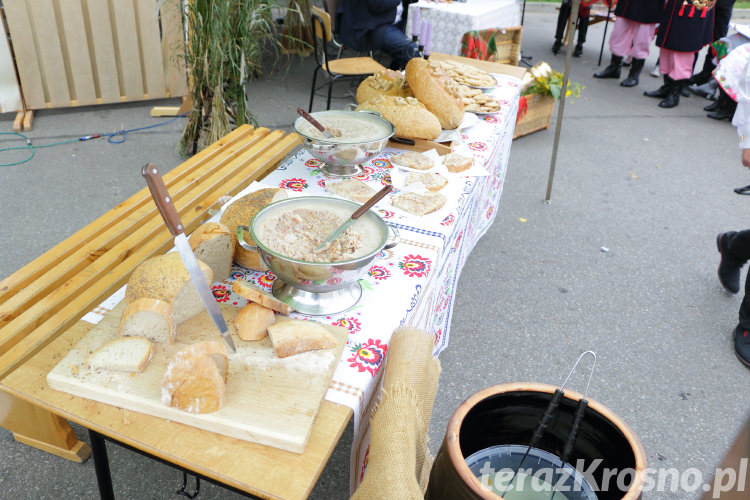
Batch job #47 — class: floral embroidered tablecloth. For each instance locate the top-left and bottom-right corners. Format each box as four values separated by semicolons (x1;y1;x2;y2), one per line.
81;73;521;494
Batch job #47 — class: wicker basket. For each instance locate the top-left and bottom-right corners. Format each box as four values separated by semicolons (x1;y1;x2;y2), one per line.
514;93;555;139
460;26;523;66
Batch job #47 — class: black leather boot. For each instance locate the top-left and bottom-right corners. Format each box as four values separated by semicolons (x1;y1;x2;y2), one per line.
644;75;672;98
620;58;645;87
704;100;721;112
593;55;623;78
659;79;688;108
573;14;589;57
708;89;737;120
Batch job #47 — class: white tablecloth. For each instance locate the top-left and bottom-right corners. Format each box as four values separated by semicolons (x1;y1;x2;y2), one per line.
406;0;522;56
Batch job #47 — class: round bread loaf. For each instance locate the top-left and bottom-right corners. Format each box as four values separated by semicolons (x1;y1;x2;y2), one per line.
219;188;288;270
405;58;465;130
125;253;213;324
356;95;441;141
356;70;413;104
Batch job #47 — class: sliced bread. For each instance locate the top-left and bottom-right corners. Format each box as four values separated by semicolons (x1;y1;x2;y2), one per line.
326;179;377;203
232;279;294;315
189;222;234;282
86;337;153;373
392;191;447;216
233;302;276;341
267;319;337;358
125;253;213;325
406;172;448;192
161;342;229;414
119;298;176;344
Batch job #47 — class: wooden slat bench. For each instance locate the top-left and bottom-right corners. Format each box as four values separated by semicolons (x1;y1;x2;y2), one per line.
0;124;302;461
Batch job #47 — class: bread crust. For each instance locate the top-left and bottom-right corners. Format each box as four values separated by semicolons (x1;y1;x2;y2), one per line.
189;222;234;282
161;354;225;414
232;279;294;315
119;297;176;344
405;58;465;130
86;337;154;373
234;302;276;341
356;70;413;104
267;319;337;358
356;95;441;141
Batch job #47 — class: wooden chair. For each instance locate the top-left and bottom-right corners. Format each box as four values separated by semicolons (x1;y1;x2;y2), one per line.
309;5;386;112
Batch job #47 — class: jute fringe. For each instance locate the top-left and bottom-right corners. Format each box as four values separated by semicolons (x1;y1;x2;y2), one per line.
351;327;441;499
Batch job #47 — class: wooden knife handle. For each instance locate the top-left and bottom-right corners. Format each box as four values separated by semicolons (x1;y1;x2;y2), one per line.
141;163;184;236
352;185;393;220
296;107;326;133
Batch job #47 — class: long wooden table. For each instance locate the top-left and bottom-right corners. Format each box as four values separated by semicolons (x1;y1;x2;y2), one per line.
0;124;356;500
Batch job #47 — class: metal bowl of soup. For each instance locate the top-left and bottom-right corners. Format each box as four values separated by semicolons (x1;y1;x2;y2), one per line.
293;110;395;177
236;196;398;315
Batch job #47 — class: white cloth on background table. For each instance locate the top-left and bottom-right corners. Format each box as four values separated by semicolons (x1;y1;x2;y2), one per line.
405;0;522;56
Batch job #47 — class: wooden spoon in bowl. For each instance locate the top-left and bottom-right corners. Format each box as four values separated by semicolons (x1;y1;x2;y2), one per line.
296;108;341;139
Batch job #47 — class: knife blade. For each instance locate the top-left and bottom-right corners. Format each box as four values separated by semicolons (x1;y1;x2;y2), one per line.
141;163;237;353
314;184;393;252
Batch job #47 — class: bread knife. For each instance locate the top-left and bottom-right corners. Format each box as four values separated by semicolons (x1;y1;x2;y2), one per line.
141;164;237;353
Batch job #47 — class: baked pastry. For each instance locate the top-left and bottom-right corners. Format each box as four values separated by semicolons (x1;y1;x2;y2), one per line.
232;279;294;315
391;151;434;170
444;152;474;173
432;59;497;88
86;337;153;373
189;222;234;282
125;253;213;324
393;191;447;216
233;302;275;341
405;58;465;130
356;70;412;104
356;95;441;141
161;341;228;414
267;319;338;358
220;188;288;270
406;172;448;192
119;298;176;344
463;92;501;114
326;179;377;203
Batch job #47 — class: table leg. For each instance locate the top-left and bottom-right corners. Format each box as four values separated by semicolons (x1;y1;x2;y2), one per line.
0;391;91;462
89;429;115;500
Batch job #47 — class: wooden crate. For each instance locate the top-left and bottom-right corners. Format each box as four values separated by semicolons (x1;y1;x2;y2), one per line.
514;93;555;139
2;0;187;112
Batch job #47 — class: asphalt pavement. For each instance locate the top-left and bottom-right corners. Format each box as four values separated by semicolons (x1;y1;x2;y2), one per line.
2;4;750;499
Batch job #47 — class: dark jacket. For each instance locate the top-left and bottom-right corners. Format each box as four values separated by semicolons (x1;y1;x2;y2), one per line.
337;0;401;52
615;0;662;24
656;0;715;52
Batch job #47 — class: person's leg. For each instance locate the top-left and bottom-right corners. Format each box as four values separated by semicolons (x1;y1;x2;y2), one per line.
620;22;655;87
593;18;629;78
574;7;590;57
368;24;420;70
553;0;571;54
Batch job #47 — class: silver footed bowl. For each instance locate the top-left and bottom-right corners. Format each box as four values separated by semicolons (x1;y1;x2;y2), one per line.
236;196;398;294
293;110;395;175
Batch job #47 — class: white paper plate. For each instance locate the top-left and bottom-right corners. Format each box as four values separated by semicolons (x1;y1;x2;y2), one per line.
435;112;480;143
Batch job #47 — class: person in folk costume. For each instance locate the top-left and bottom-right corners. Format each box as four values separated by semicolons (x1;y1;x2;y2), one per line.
552;0;597;57
593;0;662;87
691;0;736;86
644;0;716;108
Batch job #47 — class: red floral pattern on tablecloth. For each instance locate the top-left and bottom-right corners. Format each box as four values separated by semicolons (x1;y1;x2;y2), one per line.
368;265;391;281
348;338;387;376
212;284;230;303
279;178;308;191
441;214;455;226
468;142;488;152
256;271;276;289
360;445;370;482
318;178;327;188
333;316;362;333
377;209;395;219
371;159;391;169
399;255;431;278
305;159;323;168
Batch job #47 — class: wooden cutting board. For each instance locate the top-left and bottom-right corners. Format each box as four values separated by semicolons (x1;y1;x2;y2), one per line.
47;301;348;453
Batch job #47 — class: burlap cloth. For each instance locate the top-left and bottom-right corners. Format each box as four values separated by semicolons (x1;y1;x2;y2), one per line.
351;327;441;499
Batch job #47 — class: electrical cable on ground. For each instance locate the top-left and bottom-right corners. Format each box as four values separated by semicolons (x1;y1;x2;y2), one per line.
0;112;189;167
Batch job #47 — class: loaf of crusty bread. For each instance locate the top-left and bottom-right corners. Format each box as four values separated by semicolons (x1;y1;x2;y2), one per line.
86;337;153;373
357;95;441;141
356;70;413;104
233;302;275;341
267;319;337;358
119;298;176;344
189;222;234;282
161;341;229;414
220;188;288;270
405;58;465;130
125;253;213;325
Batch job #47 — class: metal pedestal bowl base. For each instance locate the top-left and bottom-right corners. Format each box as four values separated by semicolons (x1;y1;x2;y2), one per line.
320;162;364;178
272;279;362;316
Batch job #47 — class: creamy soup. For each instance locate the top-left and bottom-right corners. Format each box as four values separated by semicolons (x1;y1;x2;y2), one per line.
255;201;384;263
299;115;391;143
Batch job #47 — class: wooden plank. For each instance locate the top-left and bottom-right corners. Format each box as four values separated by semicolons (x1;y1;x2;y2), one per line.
13;111;24;132
2;0;46;109
47;302;348;453
85;0;120;103
0;125;258;309
27;0;70;107
1;318;352;500
111;0;145;99
58;0;97;106
0;128;272;330
136;0;167;98
159;0;188;97
0;131;301;377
